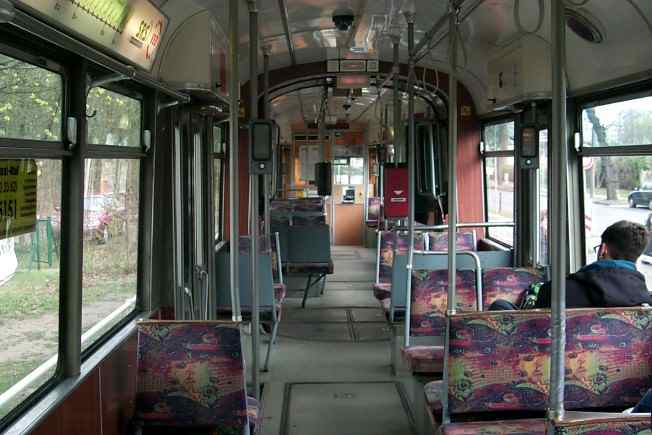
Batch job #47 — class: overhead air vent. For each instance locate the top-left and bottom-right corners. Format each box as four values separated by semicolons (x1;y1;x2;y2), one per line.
565;8;605;44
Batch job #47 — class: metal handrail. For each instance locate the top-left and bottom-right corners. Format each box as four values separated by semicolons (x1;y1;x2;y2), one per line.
393;222;515;232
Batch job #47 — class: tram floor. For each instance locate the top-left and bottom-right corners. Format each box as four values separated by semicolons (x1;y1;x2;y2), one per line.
255;246;421;435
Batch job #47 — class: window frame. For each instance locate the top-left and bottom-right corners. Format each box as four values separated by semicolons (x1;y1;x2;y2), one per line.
212;122;226;242
481;116;517;247
0;44;69;430
80;80;150;359
575;84;652;266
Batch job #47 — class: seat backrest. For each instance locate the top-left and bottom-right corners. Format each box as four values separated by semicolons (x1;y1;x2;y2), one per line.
377;231;397;284
482;267;543;308
287;224;331;263
410;269;477;337
271;199;293;225
135;321;248;429
564;308;652;410
292;198;326;226
367;197;381;225
386;233;427;309
215;239;275;309
428;231;476;251
447;310;552;415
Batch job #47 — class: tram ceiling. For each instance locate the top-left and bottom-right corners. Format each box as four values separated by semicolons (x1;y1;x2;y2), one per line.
152;0;652;114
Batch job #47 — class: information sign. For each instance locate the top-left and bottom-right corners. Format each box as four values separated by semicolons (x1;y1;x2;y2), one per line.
0;160;38;240
17;0;168;71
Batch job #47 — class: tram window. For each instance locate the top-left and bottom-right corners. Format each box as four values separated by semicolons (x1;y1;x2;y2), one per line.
0;54;62;141
484;156;515;245
483;121;515;151
81;159;139;350
582;95;652;147
0;159;61;421
87;88;142;147
538;130;549;265
582;154;652;287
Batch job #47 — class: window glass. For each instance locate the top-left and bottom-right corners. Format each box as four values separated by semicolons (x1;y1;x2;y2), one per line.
0;54;62;141
483;121;515;152
0;159;61;420
213;125;226;154
582;96;652;147
582;155;652;286
87;88;142;147
213;159;222;241
538;130;549;265
82;159;139;350
485;156;515;245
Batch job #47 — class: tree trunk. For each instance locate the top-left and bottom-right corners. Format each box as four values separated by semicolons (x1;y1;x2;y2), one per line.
586;108;619;200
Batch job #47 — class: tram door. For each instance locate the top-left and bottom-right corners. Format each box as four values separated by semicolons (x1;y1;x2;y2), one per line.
172;110;215;320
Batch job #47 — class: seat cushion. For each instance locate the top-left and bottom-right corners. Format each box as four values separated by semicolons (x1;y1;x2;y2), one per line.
424;380;443;412
247;396;263;433
273;283;287;303
401;345;445;374
286;260;334;274
373;283;391;301
441;419;546;435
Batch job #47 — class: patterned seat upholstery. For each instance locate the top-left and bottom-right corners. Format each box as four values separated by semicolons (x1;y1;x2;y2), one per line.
428;231;476;252
367;197;381;226
446;311;552;415
401;269;477;374
564;308;652;410
134;321;260;433
550;413;651;434
441;419;546;435
401;346;445;373
409;269;477;338
373;282;391;301
482;268;543;308
424;380;443;413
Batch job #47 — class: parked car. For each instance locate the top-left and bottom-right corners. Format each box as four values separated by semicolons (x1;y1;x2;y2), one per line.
628;183;652;208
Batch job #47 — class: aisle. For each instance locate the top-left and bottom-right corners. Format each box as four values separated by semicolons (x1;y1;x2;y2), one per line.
260;246;417;435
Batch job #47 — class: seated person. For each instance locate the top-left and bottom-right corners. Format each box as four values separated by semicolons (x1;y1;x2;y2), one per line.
491;220;652;310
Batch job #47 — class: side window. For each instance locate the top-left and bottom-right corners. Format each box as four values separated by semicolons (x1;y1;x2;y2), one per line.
82;88;142;350
581;95;652;287
482;120;515;246
538;130;549;265
0;55;64;421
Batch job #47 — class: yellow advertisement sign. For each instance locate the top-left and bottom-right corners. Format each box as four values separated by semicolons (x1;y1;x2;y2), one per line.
0;160;38;240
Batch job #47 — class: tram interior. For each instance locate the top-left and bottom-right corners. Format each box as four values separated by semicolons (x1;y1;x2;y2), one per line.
0;0;652;434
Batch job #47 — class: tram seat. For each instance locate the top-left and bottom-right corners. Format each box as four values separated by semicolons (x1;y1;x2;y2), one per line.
372;231;406;302
400;268;478;374
281;224;333;308
429;310;551;434
133;321;261;434
563;307;652;411
215;237;281;371
366;196;381;227
376;233;427;318
482;267;543;308
548;411;651;434
427;231;477;252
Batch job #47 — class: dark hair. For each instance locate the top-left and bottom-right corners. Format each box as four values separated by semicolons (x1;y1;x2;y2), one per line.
601;220;649;262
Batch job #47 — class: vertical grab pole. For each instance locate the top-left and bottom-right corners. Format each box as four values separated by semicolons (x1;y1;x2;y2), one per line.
403;10;416;348
441;2;459;425
263;46;271;237
229;0;241;322
549;0;569;425
391;34;401;165
248;0;261;401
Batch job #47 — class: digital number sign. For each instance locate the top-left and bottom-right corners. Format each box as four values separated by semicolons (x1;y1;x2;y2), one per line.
17;0;168;71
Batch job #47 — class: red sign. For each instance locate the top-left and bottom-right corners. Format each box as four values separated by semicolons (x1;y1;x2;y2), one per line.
384;166;409;218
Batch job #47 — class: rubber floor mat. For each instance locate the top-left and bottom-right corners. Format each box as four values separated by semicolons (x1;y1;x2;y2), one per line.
282;382;415;435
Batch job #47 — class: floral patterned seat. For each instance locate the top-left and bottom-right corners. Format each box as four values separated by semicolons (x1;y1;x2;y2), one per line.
373;282;392;301
428;231;476;252
134;321;260;433
549;412;651;434
483;268;543;308
367;197;381;227
441;419;546;435
400;269;477;374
